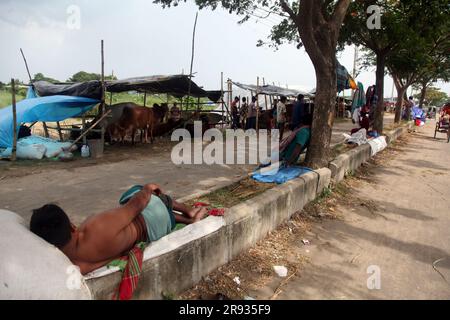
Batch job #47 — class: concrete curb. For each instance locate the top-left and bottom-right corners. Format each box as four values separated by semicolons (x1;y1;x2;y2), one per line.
85;168;331;299
329;122;413;183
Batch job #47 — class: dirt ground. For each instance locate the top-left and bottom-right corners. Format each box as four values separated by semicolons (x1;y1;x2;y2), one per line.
181;120;450;300
0;115;375;179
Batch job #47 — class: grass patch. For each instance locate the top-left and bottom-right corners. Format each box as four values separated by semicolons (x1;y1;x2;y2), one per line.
0;89;26;108
186;177;276;208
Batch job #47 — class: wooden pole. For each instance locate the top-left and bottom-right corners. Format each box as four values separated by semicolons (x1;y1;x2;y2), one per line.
263;77;269;111
82;114;87;145
20;48;49;137
65;110;112;151
109;92;113;105
144;92;147;107
256;77;260;132
187;12;199;116
56;121;63;141
11;79;17;162
100;40;105;146
20;49;32;81
220;72;224;128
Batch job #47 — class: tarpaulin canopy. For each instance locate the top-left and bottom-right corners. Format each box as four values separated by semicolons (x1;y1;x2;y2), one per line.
336;61;357;93
308;60;357;95
232;82;312;98
33;80;103;100
32;75;222;102
0;93;99;148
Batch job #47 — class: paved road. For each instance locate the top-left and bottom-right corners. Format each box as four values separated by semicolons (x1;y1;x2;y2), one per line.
272;122;450;299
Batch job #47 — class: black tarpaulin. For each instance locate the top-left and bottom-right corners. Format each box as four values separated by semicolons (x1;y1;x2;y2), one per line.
33;80;103;99
232;82;312;98
32;75;223;102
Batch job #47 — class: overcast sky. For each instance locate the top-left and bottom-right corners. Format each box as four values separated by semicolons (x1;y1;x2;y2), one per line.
0;0;448;97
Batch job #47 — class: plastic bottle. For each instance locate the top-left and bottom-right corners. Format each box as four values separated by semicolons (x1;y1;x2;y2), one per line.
81;145;90;158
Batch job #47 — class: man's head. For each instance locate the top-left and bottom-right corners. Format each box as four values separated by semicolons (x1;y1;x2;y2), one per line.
242;97;247;103
297;94;304;101
280;96;287;103
252;96;257;102
409;96;414;101
234;96;239;102
30;204;73;249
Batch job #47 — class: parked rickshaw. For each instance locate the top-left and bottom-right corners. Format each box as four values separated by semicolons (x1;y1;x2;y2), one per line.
434;103;450;143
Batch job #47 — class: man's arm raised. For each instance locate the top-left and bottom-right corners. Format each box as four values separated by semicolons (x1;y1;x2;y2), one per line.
89;184;162;234
119;183;163;225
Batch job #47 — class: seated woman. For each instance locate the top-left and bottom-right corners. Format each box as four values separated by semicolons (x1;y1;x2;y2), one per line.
29;183;207;275
279;113;313;166
351;106;370;135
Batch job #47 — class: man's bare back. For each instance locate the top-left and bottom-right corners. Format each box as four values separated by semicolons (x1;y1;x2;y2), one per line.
30;183;207;275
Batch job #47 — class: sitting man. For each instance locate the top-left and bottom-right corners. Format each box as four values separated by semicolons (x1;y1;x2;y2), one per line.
29;184;207;275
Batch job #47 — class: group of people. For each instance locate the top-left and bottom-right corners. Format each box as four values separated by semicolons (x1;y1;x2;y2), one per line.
350;84;379;136
230;96;258;130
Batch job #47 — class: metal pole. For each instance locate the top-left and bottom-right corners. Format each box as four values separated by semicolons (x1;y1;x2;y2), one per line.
352;45;359;97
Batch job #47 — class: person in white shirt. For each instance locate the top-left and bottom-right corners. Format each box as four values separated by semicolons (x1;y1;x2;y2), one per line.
277;96;287;141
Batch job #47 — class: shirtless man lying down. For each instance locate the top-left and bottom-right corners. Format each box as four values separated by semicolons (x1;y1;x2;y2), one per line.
30;183;207;275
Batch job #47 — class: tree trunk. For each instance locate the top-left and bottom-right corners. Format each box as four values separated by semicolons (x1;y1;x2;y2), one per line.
373;53;386;133
280;0;350;169
394;86;406;123
391;73;407;124
305;58;337;169
419;82;428;108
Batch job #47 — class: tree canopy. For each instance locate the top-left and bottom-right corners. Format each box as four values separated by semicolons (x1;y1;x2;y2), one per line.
413;86;449;107
68;71;117;82
33;73;60;84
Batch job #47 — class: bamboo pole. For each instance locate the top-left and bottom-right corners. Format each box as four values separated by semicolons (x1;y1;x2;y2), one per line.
263;77;269;111
82;114;87;145
187;12;199;117
20;48;49;137
11;79;17;162
256;77;260;132
220;72;223;128
100;40;105;147
64;110;112;151
56;121;63;141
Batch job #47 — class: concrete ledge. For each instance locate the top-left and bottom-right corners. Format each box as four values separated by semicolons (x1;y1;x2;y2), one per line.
329;143;371;183
84;168;331;299
329;122;412;183
385;122;413;144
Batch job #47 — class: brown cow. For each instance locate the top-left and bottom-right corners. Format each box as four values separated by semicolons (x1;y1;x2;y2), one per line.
115;103;168;145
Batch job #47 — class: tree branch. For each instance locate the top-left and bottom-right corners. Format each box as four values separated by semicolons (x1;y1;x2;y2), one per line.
330;0;351;34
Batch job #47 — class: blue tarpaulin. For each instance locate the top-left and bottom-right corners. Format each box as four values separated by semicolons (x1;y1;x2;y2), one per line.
252;166;313;184
0;90;99;148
